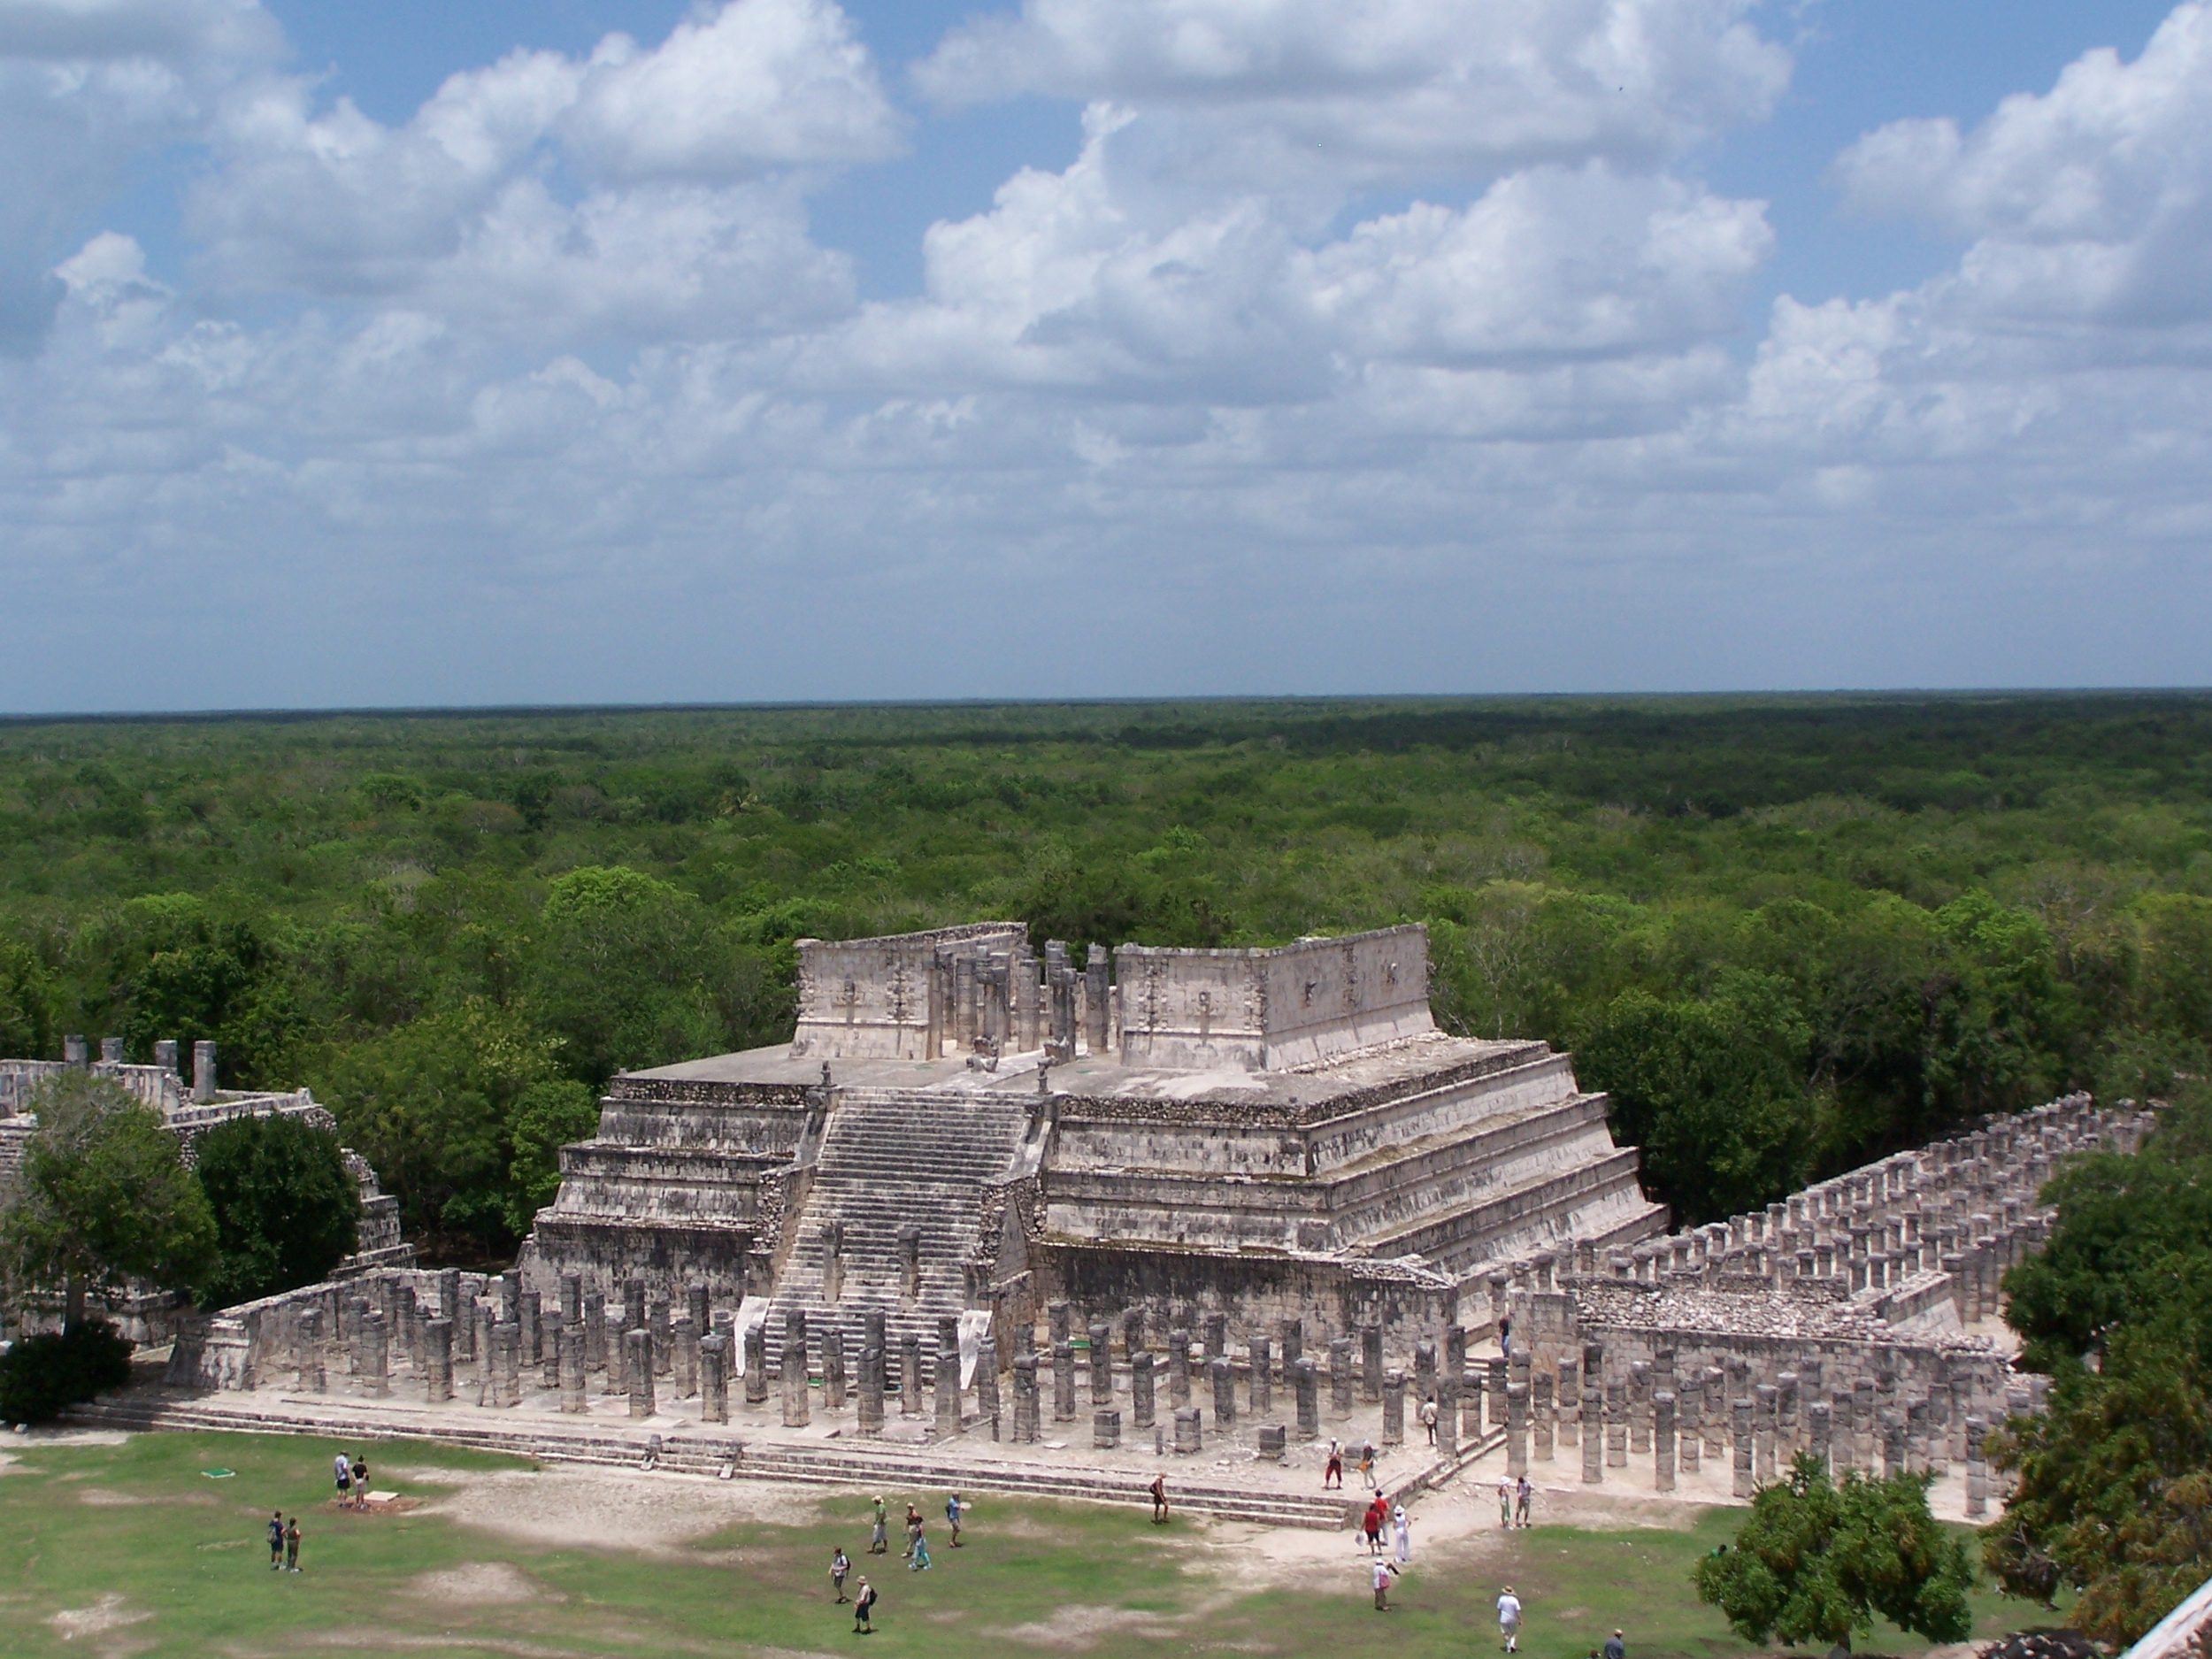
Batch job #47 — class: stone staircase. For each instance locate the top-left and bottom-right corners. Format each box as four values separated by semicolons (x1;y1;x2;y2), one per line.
762;1086;1039;1364
65;1392;1363;1528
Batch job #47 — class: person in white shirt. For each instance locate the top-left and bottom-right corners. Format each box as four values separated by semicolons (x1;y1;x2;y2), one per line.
333;1451;353;1509
1392;1504;1411;1564
1497;1586;1524;1652
1371;1555;1398;1611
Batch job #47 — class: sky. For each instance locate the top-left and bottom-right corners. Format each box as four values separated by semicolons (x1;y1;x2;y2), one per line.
2;0;2208;711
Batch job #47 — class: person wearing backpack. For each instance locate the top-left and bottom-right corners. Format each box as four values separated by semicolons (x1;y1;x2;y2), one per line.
852;1576;878;1633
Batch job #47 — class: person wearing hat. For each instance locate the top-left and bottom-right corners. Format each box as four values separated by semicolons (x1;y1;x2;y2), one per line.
1497;1585;1523;1652
868;1496;888;1555
1371;1555;1399;1611
852;1576;877;1633
1392;1503;1411;1564
1605;1630;1626;1659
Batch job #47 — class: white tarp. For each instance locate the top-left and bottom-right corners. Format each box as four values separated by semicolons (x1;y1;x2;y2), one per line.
958;1309;993;1390
730;1295;770;1378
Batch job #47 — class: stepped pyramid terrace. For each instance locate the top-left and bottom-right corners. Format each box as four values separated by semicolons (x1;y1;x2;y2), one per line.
49;923;2150;1531
520;922;1669;1363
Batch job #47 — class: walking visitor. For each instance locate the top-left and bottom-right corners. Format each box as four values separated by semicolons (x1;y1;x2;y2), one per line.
283;1516;300;1571
1392;1504;1411;1564
1497;1473;1513;1528
1149;1474;1169;1524
869;1497;888;1555
1372;1555;1398;1611
1515;1473;1532;1528
269;1509;285;1569
1605;1629;1626;1659
945;1492;964;1548
334;1451;352;1509
909;1525;932;1571
830;1547;850;1602
1324;1437;1343;1488
1497;1586;1523;1653
853;1577;877;1633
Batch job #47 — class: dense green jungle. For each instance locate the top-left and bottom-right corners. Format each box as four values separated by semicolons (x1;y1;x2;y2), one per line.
3;692;2210;1264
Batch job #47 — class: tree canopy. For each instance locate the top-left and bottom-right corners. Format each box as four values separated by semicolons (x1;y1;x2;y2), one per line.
1986;1087;2212;1644
189;1111;361;1309
0;1071;217;1326
1694;1455;1975;1650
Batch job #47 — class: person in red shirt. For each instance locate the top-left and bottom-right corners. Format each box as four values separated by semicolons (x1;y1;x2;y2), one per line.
1363;1496;1386;1554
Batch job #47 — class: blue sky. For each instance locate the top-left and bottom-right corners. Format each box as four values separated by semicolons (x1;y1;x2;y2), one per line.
4;1;2210;709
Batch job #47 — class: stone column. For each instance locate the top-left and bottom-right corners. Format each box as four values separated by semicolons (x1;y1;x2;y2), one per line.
438;1268;462;1349
558;1271;583;1329
700;1333;729;1423
1132;1353;1156;1429
1831;1387;1855;1472
475;1301;499;1397
1582;1385;1604;1483
1882;1412;1905;1479
784;1311;811;1428
626;1329;655;1419
1203;1310;1228;1360
1964;1417;1988;1518
1330;1338;1355;1417
1094;1408;1121;1449
1052;1340;1077;1422
1732;1397;1754;1498
673;1316;699;1399
1808;1399;1831;1472
823;1322;847;1410
1294;1356;1320;1442
1606;1375;1628;1467
1926;1382;1951;1476
296;1308;326;1393
1755;1383;1778;1483
1210;1357;1236;1431
364;1311;391;1398
934;1317;961;1439
858;1345;885;1437
686;1282;709;1338
1488;1356;1509;1432
1853;1378;1876;1471
394;1284;419;1368
649;1293;672;1377
744;1321;770;1406
1556;1355;1579;1448
1778;1371;1800;1452
496;1320;523;1408
901;1333;925;1418
500;1270;522;1328
1532;1371;1554;1462
559;1327;587;1414
1010;1353;1038;1443
424;1316;452;1403
1249;1336;1271;1417
518;1289;541;1366
1506;1380;1529;1477
584;1293;609;1381
623;1279;647;1348
1629;1360;1653;1454
541;1311;565;1390
1703;1368;1729;1458
1382;1369;1406;1446
1168;1327;1192;1408
1906;1398;1931;1474
1654;1391;1677;1492
1280;1316;1303;1376
1679;1379;1700;1473
1414;1339;1437;1406
1088;1322;1114;1406
1173;1405;1202;1455
1361;1325;1384;1404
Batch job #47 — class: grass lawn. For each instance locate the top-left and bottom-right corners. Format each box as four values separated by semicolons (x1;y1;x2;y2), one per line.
0;1432;2049;1659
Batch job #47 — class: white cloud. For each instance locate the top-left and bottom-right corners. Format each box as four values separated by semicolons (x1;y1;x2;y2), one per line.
1834;2;2212;328
917;0;1789;185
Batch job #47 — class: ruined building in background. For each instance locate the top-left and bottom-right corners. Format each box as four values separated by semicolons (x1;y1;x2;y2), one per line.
0;1036;410;1340
522;922;1668;1362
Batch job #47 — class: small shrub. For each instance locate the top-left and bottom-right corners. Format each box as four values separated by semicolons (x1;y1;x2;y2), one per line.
0;1322;134;1425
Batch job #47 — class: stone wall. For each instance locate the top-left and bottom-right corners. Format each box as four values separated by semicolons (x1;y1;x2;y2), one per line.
790;923;1027;1061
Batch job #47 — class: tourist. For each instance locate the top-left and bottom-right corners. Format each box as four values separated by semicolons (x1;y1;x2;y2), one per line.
1604;1629;1625;1659
284;1516;301;1571
1371;1555;1398;1611
1498;1315;1512;1351
1392;1503;1410;1564
1420;1396;1438;1445
333;1450;353;1509
945;1492;964;1548
268;1509;285;1569
1497;1585;1523;1653
1362;1495;1385;1554
1497;1473;1513;1528
902;1503;922;1560
853;1576;877;1633
1358;1442;1379;1490
1324;1438;1343;1488
1516;1473;1532;1528
909;1524;932;1572
869;1496;888;1555
830;1547;850;1602
351;1453;370;1507
1149;1474;1169;1525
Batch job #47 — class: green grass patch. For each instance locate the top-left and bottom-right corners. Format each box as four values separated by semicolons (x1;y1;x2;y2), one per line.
0;1432;2049;1658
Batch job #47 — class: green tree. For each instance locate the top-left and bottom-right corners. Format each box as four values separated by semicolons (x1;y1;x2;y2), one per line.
0;1071;218;1328
503;1079;600;1237
1577;973;1813;1224
1695;1455;1975;1650
528;865;725;1085
189;1112;360;1309
0;941;56;1059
